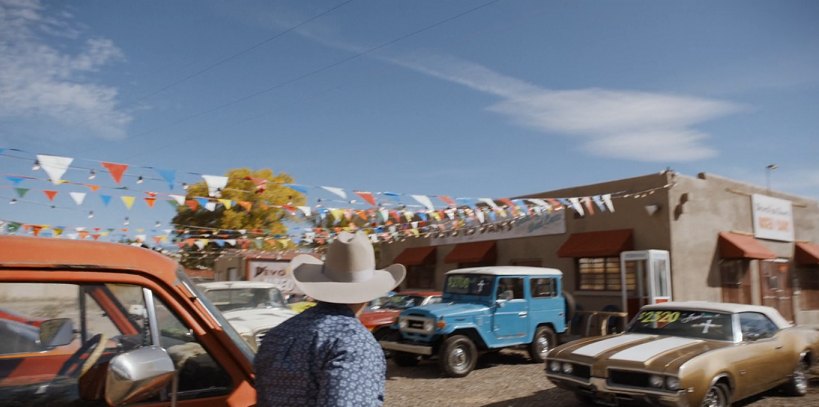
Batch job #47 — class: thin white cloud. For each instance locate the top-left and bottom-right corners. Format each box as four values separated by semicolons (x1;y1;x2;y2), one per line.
390;52;743;162
0;0;130;140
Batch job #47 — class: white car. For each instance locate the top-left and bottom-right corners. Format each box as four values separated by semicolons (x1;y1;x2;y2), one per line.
197;281;296;351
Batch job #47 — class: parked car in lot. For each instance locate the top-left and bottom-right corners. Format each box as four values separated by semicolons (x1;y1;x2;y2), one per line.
197;281;296;351
545;301;819;407
380;266;569;377
359;290;442;340
0;236;257;406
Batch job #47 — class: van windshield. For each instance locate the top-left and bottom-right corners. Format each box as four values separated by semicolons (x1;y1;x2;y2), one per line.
444;274;494;296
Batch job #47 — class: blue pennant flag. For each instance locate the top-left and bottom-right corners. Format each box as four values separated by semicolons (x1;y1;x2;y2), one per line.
100;195;112;206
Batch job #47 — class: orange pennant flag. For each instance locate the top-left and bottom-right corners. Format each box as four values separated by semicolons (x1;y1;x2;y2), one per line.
355;191;377;206
238;201;252;211
43;190;58;201
85;184;101;192
185;199;199;211
144;197;156;208
92;234;101;240
79;230;89;239
101;162;128;184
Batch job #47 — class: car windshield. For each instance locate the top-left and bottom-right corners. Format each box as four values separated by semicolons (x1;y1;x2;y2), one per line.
203;287;288;312
628;309;734;341
444;274;494;296
380;295;426;310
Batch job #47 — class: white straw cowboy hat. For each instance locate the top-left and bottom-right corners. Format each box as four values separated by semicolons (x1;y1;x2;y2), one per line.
290;232;405;304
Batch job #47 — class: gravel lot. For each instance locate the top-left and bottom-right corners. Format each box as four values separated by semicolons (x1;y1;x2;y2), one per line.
384;349;819;407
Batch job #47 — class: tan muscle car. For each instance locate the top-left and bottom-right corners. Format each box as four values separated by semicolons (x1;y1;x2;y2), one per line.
545;301;819;406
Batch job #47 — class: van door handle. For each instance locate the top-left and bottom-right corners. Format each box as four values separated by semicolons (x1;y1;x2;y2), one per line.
518;312;528;317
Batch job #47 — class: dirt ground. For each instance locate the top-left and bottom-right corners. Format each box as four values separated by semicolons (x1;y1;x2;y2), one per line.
384;349;819;407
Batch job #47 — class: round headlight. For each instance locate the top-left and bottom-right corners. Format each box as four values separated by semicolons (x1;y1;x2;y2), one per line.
649;374;664;388
423;320;434;332
666;376;680;391
549;361;561;372
561;362;573;374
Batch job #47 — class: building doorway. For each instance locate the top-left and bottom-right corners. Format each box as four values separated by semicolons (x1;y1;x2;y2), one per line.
759;259;794;323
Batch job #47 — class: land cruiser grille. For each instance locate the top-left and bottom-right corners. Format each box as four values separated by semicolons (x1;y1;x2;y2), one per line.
401;316;433;334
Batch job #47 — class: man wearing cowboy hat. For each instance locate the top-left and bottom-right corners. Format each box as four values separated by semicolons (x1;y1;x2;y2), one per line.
255;231;405;407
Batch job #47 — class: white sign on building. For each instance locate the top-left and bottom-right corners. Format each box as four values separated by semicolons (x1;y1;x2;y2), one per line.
752;194;794;242
246;260;302;294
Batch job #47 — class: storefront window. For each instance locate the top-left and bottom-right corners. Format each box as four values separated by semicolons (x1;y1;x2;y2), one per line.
577;257;630;291
797;267;819;310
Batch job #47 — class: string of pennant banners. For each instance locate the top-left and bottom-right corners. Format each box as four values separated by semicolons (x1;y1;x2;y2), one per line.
0;147;672;248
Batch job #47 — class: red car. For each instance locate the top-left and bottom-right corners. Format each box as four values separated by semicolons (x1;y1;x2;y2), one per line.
359;290;442;340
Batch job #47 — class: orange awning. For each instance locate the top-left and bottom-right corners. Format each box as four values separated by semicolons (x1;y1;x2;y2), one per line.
557;229;633;258
393;246;436;266
795;242;819;265
718;232;776;259
444;241;497;264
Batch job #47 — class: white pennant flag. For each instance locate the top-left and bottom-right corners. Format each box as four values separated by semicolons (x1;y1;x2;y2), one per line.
204;202;217;211
476;209;485;223
479;198;499;209
602;194;615;212
69;192;86;205
568;197;585;216
298;206;312;217
321;186;347;200
411;194;435;211
527;199;551;211
37;154;74;184
169;194;186;206
202;175;228;197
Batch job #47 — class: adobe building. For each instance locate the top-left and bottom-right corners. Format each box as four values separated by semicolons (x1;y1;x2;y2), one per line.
379;171;819;326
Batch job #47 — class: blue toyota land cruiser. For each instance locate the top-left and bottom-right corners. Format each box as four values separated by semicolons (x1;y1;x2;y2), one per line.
379;266;569;377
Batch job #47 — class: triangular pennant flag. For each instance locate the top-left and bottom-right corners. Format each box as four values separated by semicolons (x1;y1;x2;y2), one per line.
602;194;615;212
121;195;136;209
43;190;58;201
185;199;199;211
284;184;309;194
592;195;607;212
85;184;101;192
321;186;347;200
166;198;179;209
238;201;252;211
37;154;74;184
155;168;177;190
204;202;217;211
169;194;186;206
144;197;156;208
568;197;584;216
218;199;233;209
437;195;456;208
382;192;401;202
457;197;477;208
53;227;64;236
196;197;210;208
297;206;312;217
479;198;499;209
6;176;25;185
411;194;435;211
100;194;112;206
69;192;86;205
101;162;128;184
355;191;377;206
582;197;595;216
202;175;228;197
15;187;29;198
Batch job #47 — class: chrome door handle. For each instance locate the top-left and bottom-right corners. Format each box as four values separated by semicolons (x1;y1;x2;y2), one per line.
518;311;528;317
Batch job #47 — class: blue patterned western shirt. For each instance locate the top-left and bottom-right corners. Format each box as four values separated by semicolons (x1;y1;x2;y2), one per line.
254;301;386;407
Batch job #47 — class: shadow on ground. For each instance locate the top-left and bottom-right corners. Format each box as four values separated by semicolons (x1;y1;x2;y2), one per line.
386;349;535;380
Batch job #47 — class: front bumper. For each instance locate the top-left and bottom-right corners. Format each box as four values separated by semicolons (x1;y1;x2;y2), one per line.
547;375;690;407
379;340;433;356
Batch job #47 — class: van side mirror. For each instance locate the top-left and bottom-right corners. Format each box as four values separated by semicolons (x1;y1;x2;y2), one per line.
105;346;176;406
38;318;74;348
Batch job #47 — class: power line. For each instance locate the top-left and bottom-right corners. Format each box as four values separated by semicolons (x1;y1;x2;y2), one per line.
125;0;502;157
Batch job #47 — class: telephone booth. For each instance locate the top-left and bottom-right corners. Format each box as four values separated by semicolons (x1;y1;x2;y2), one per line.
620;250;672;319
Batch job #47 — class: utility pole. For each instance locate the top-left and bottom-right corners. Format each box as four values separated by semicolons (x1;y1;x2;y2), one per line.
766;164;778;194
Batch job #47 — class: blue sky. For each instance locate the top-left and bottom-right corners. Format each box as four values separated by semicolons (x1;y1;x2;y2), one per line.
1;0;818;242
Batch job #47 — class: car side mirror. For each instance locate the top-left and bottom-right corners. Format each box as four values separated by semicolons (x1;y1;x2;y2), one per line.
38;318;75;348
105;346;176;406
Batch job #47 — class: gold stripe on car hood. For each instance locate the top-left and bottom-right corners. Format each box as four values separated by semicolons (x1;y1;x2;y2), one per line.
572;334;652;357
610;337;703;362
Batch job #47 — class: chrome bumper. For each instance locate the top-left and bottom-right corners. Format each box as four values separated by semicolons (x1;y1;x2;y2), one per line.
379;340;433;356
547;375;690;407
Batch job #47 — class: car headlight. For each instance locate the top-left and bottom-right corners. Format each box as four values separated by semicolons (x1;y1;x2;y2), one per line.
649;374;664;388
561;362;573;374
549;361;561;373
423;320;434;332
666;376;680;391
